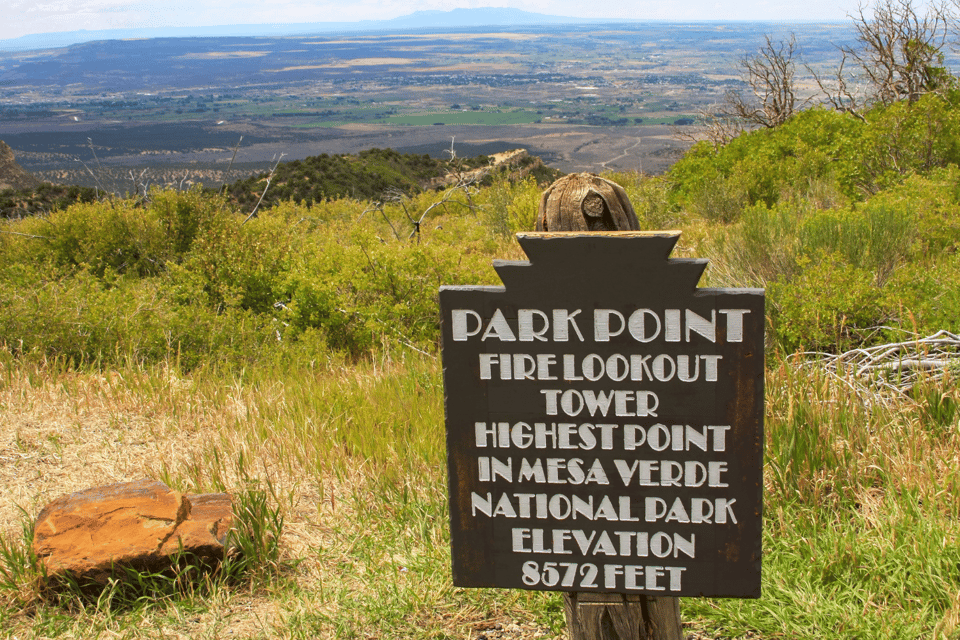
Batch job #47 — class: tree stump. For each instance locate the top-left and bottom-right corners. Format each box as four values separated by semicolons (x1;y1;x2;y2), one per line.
536;173;684;640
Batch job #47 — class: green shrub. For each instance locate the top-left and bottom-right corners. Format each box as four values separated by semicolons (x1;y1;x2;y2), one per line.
604;171;678;229
0;183;518;369
278;221;499;356
0;269;280;370
724;200;808;286
716;196;921;352
0;183;98;219
219;148;449;210
769;255;887;352
3;147;958;369
669;96;960;222
854;94;960;194
865;166;960;254
474;174;543;235
172;207;294;314
668;108;862;220
30;187;228;278
797;203;914;285
881;255;960;335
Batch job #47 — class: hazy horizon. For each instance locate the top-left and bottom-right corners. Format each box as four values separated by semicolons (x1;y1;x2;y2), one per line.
7;1;860;42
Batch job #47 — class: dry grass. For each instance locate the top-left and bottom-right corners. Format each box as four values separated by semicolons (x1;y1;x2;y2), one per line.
0;358;559;639
0;362;297;637
0;366;204;537
9;336;955;638
2;330;959;637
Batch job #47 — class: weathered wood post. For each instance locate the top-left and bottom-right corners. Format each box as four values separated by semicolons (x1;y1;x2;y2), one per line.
439;174;764;640
538;174;682;640
535;173;642;234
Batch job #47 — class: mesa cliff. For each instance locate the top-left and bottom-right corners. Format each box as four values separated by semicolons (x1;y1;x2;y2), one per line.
0;141;41;191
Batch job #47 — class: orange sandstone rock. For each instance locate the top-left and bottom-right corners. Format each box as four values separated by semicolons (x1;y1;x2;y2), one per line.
32;478;233;583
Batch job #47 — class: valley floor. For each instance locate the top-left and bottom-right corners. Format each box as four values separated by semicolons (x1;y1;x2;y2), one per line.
0;121;687;191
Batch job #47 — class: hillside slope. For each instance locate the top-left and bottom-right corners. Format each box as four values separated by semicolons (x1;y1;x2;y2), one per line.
221;147;559;210
0;141;40;192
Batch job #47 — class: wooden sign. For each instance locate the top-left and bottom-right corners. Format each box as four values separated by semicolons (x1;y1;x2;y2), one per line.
440;232;764;597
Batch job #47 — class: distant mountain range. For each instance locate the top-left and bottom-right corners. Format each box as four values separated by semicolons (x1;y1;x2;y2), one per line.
0;8;628;51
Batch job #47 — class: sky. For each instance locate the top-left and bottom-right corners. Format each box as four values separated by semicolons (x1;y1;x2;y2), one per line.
5;0;867;41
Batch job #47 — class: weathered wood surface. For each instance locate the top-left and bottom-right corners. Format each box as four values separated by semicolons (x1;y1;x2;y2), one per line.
536;173;641;232
538;173;682;640
564;593;683;640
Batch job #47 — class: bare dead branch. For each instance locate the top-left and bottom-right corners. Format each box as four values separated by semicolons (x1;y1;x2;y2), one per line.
726;34;805;129
804;329;960;405
675;105;747;148
374;138;490;243
87;138;107;193
0;230;49;240
219;136;243;197
810;54;869;121
818;0;953;116
243;152;285;224
360;201;402;241
76;158;104;200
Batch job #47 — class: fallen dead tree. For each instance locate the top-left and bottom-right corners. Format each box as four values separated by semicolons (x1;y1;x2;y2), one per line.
803;330;960;405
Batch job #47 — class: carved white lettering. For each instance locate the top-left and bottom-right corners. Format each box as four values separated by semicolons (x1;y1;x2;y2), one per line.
518;309;550;342
481;309;516;341
623;424;731;452
510;528;695;560
455;307;749;344
483;352;723;383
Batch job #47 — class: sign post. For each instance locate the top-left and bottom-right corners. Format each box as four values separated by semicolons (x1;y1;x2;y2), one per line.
441;174;763;639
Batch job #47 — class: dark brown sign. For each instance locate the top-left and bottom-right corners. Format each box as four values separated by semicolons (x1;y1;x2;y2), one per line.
440;232;764;597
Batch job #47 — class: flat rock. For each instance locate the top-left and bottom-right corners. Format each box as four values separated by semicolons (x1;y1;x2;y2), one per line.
160;492;233;557
32;478;233;583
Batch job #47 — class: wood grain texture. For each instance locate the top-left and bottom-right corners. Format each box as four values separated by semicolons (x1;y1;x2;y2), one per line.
564;593;683;640
536;173;641;232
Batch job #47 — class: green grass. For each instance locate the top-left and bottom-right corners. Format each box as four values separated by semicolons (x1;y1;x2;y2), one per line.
680;354;960;638
0;351;563;638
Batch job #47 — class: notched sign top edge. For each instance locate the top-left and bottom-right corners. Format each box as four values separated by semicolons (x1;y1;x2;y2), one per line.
465;232;717;296
440;285;506;293
695;287;765;297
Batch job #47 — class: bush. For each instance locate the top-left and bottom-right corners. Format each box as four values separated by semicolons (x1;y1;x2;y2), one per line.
0;186;512;369
668;96;960;223
278;221;499;356
717;196;924;352
603;171;678;229
0;269;280;370
769;255;887;352
668;108;862;221
31;187;227;278
2;147;959;368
